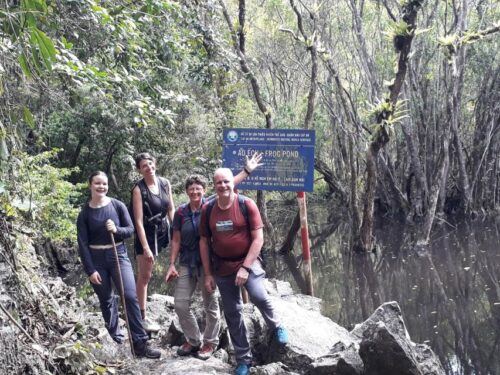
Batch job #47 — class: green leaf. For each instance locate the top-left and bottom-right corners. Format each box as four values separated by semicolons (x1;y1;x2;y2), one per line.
61;36;73;49
18;54;32;78
23;107;35;129
30;27;57;70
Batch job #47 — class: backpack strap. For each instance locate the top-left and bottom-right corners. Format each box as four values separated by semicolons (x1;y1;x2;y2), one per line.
134;178;168;222
177;203;190;227
136;180;153;218
110;198;120;224
204;198;217;238
237;195;249;228
157;177;170;212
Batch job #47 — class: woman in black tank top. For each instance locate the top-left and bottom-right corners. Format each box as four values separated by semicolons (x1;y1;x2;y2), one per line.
132;152;175;331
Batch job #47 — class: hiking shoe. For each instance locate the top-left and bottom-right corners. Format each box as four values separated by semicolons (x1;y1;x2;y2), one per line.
196;343;216;360
142;317;161;333
111;334;124;344
235;363;251;375
177;341;200;356
134;342;161;359
274;326;288;345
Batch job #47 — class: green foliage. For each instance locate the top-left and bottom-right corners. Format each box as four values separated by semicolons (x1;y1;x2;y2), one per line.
367;98;408;136
1;150;81;243
77;283;95;301
0;0;499;215
438;34;458;60
1;0;58;74
53;341;101;374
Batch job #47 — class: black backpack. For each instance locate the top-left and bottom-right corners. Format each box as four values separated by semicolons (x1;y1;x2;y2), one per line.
129;177;171;247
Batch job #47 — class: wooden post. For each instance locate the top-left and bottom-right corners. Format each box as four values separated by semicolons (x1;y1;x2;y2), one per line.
297;192;314;296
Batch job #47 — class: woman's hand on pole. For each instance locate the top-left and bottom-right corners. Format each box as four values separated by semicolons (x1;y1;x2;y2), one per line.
106;219;117;233
89;271;102;285
245;152;263;173
165;264;179;283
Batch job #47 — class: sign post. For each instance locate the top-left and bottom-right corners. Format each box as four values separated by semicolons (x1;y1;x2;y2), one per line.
297;191;313;296
223;128;315;296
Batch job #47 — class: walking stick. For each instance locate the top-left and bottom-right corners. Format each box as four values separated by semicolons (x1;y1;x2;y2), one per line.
109;232;135;357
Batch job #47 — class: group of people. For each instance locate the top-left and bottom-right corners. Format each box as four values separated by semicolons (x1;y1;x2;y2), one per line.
76;152;288;375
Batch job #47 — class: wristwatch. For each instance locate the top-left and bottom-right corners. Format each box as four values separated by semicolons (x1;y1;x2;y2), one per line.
241;265;252;273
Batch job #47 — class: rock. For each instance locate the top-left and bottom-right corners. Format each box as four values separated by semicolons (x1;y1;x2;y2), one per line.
246;281;356;373
213;348;230;363
264;279;295;297
121;352;233;374
166;318;184;347
352;302;445;375
307;344;363;375
359;321;422;375
414;344;446;375
351;301;408;340
147;293;176;328
251;361;300;374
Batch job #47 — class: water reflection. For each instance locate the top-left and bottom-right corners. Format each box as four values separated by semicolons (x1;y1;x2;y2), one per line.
264;202;500;375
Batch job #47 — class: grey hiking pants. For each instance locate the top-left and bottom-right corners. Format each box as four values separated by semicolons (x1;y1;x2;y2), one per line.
216;261;281;365
174;265;220;346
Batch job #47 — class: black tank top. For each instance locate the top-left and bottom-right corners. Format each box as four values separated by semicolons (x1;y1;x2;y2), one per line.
138;177;170;222
134;177;171;254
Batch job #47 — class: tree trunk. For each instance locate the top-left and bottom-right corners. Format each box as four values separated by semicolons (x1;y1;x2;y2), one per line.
401;115;428;220
353;0;425;252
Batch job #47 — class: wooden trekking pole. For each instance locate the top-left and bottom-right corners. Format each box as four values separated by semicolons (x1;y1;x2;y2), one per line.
241;287;249;304
109;232;135;357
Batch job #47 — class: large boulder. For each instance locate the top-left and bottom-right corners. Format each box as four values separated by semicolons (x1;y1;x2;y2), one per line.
352;302;445;375
307;344;364;375
240;287;443;375
243;279;357;373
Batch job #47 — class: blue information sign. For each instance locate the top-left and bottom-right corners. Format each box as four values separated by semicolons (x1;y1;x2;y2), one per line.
222;128;315;192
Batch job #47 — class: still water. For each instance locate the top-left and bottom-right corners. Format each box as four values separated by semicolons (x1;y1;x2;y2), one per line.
263;202;500;375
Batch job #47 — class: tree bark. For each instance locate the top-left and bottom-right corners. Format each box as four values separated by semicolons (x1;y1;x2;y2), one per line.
314;158;347;202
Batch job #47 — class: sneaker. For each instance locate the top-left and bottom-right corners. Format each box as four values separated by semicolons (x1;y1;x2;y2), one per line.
142;317;161;333
177;341;200;356
274;326;288;345
235;363;251;375
111;334;124;344
134;342;161;359
196;343;216;360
